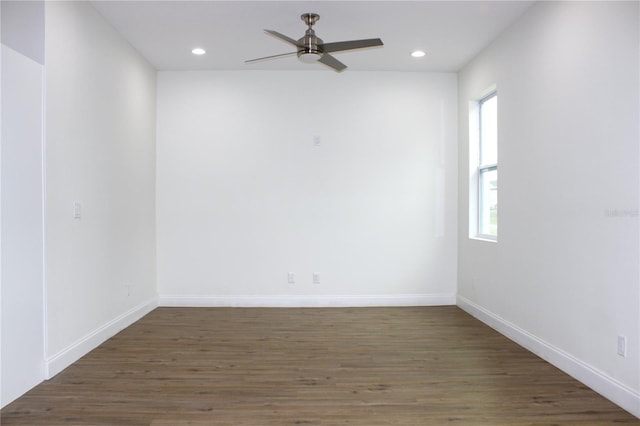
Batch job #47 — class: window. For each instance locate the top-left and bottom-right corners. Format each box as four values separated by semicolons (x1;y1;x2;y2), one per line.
470;91;497;240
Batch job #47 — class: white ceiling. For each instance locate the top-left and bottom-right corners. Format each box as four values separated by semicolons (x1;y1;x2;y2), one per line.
90;1;534;73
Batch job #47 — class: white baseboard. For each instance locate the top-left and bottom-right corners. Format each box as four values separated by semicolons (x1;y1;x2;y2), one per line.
45;297;158;379
456;295;640;419
159;293;456;308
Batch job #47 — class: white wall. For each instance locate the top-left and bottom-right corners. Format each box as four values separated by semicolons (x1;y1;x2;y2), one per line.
1;0;46;408
457;1;639;416
44;1;157;376
157;71;458;306
0;44;45;407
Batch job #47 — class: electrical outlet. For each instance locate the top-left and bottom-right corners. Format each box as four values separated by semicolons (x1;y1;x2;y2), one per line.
617;336;627;357
287;272;296;284
312;273;320;284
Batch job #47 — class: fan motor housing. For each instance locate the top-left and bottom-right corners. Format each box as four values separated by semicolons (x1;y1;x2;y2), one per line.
297;32;323;62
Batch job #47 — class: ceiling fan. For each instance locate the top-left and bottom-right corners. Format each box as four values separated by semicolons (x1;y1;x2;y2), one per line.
245;13;383;72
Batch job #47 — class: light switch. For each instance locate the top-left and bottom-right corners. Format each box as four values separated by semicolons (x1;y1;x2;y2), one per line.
73;201;82;219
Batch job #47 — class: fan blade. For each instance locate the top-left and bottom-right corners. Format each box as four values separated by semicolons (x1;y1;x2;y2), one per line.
265;30;300;47
322;38;383;53
245;52;297;63
318;54;347;72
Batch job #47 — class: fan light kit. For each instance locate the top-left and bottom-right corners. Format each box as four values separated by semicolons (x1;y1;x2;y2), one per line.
246;13;383;72
411;50;426;58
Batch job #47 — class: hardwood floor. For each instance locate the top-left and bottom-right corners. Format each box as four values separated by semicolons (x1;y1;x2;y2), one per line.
2;306;638;425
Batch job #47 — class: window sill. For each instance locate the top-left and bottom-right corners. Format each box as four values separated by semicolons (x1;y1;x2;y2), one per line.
471;235;497;243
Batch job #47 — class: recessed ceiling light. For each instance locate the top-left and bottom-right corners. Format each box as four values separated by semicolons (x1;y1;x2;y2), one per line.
192;48;206;55
411;50;426;58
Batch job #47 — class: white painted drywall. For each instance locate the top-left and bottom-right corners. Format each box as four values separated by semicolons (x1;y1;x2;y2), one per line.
156;71;457;304
0;44;45;407
457;1;639;415
44;1;157;369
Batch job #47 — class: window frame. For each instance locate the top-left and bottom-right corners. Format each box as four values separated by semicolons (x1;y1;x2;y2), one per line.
470;89;498;241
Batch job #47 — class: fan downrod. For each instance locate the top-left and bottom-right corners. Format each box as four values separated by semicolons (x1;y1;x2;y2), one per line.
298;13;322;62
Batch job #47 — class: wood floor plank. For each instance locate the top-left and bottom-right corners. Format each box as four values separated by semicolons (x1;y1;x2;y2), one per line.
2;306;638;425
